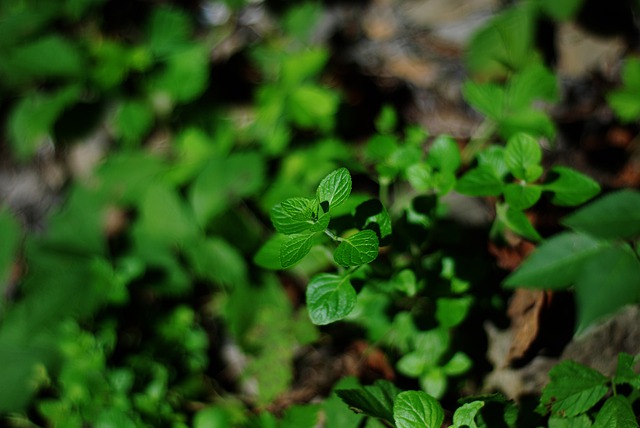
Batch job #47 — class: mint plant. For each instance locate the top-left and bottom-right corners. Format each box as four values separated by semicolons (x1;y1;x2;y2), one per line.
456;133;600;241
259;167;385;324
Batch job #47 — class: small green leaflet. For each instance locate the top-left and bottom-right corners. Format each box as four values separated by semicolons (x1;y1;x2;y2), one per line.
334;230;379;267
615;353;640;389
316;168;352;211
504;232;605;289
271;203;314;234
543;166;600;206
393;390;444;428
306;273;356;325
504;133;543;182
281;233;317;269
271;198;329;235
561;189;640;240
435;297;473;328
335;380;401;425
501;205;542;241
281;197;317;220
539;360;609;417
452;401;484;428
442;352;472;376
592;396;637;428
427;135;461;173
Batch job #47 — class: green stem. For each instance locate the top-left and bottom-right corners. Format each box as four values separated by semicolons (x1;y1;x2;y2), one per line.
379;177;391;207
324;229;342;242
461;119;497;165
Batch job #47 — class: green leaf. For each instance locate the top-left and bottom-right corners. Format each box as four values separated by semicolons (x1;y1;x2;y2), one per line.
281;48;329;87
543;167;601;206
147;5;192;56
506;63;559;110
8;85;81;159
5;35;84;81
419;368;448;400
148;45;209;104
186;237;248;287
306;273;357;325
614;353;640;389
336;380;401;425
504;133;543;182
462;81;505;119
254;234;288;270
538;0;584;20
375;105;398;134
504;232;605;289
280;404;321;428
392;269;418;297
539;360;609;417
504;183;542;209
452;401;485;428
407;163;433;191
0;209;20;293
190;152;265;226
456;166;504;196
354;199;392;243
561;190;640;240
334;230;379;267
436;297;473;328
427;135;461;173
592;396;637;428
608;90;640;122
502;206;542;241
548;414;593;428
324;377;365;428
397;352;427;377
443;352;473;376
394;391;444;428
477;145;509;179
316;168;352;211
288;84;339;131
282;2;323;42
499;107;557;140
413;328;450;367
193;407;230;428
113;99;154;147
574;245;640;333
281;233;317;269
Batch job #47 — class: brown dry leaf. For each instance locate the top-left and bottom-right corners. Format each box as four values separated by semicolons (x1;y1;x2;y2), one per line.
488;239;536;271
346;340;395;381
506;289;553;364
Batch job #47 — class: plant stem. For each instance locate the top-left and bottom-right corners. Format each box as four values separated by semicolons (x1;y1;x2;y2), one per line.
324;229;342;242
379;177;391;207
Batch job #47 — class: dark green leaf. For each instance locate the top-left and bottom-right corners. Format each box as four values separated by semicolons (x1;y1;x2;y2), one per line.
574;245;640;333
334;230;379;267
336;380;401;425
306;273;357;325
452;401;485;428
456;166;504;196
113;99;154;147
504;183;542;209
503;206;542;241
354;199;392;243
592;396;637;428
504;232;605;289
504;133;542;182
427;135;461;173
281;233;317;269
280;404;321;428
323;377;365;428
148;45;209;103
498;107;557;140
0;210;20;294
608;90;640;122
6;35;84;80
186;238;247;286
147;6;192;56
317;168;352;211
562;190;640;240
394;390;444;428
540;360;608;417
614;352;640;389
543;166;601;206
548;415;593;428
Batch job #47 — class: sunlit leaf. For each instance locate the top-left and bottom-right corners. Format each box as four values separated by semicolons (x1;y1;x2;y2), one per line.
306;273;356;325
394;391;444;428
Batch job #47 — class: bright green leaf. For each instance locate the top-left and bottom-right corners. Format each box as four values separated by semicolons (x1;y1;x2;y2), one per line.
397;352;427;377
394;390;444;428
608;90;640;122
575;245;640;333
427;135;461;173
540;360;609;417
288;84;339;131
504;183;542;210
317;168;352;211
419;368;448;399
113;99;154;147
334;230;379;267
306;273;357;325
543;167;601;206
281;233;317;269
477;145;509;179
452;401;485;428
456;166;504;196
562;190;640;240
436;297;473;328
407;163;433;191
504;133;542;182
504;232;605;289
592;396;637;428
392;269;418;297
462;81;505;119
443;352;473;376
375;105;398;134
280;404;321;428
506;63;559;110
